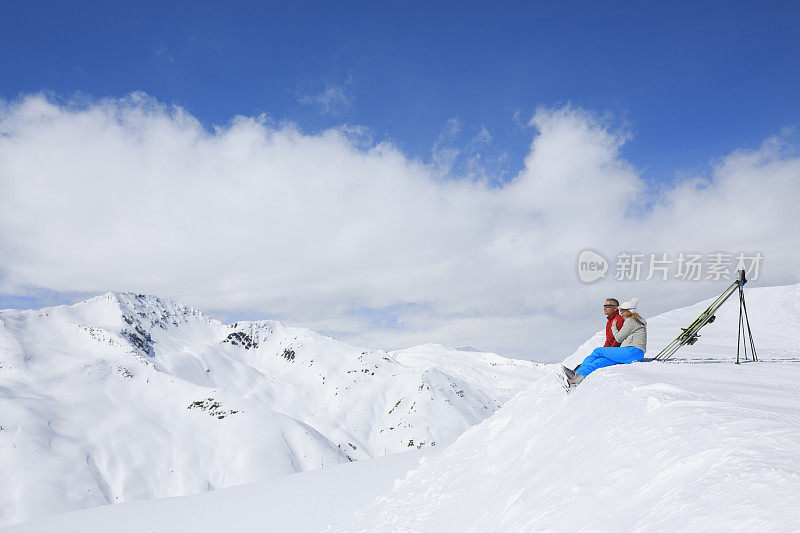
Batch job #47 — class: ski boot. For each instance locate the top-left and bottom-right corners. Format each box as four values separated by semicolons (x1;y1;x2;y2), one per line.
561;365;585;391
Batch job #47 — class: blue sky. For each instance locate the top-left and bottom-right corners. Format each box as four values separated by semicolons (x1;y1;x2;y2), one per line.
2;2;800;358
3;1;799;183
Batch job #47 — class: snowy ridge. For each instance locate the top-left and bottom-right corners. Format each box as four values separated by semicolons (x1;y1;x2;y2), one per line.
391;343;535;404
0;292;542;527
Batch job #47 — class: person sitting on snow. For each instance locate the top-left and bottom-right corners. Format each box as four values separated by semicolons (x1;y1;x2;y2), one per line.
563;298;647;389
603;297;625;347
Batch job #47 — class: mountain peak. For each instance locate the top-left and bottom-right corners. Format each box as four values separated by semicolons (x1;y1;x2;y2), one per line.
85;291;209;329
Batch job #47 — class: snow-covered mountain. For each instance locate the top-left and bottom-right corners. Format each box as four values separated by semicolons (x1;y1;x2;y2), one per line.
0;292;542;527
5;284;800;531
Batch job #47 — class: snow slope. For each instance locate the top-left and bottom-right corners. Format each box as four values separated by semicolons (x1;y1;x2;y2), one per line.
0;292;541;527
340;360;800;531
339;283;800;531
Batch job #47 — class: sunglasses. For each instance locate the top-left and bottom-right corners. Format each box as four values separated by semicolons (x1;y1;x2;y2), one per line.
603;304;617;308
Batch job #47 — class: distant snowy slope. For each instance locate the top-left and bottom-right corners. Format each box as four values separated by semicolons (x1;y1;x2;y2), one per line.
645;281;800;360
391;344;537;404
340;283;800;531
0;292;542;527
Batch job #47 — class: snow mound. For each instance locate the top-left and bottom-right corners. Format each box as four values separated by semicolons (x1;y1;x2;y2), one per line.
341;361;800;531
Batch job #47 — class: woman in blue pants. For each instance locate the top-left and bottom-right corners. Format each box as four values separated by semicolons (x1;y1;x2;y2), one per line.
563;298;647;388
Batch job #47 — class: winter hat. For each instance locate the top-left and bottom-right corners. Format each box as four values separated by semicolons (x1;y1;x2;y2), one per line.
620;297;639;311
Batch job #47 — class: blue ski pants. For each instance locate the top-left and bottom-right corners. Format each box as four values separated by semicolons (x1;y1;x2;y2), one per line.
576;346;645;377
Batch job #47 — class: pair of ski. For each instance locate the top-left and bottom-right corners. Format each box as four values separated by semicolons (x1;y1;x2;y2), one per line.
560;365;584;392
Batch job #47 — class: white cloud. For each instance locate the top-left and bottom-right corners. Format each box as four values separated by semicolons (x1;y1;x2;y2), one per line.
153;44;175;64
430;120;504;181
299;77;352;115
431;118;462;173
1;94;799;361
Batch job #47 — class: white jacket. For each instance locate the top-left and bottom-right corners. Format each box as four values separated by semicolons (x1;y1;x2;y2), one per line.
612;316;647;351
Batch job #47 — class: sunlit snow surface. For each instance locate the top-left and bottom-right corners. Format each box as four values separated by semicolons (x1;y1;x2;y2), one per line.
3;283;800;531
5;449;439;533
